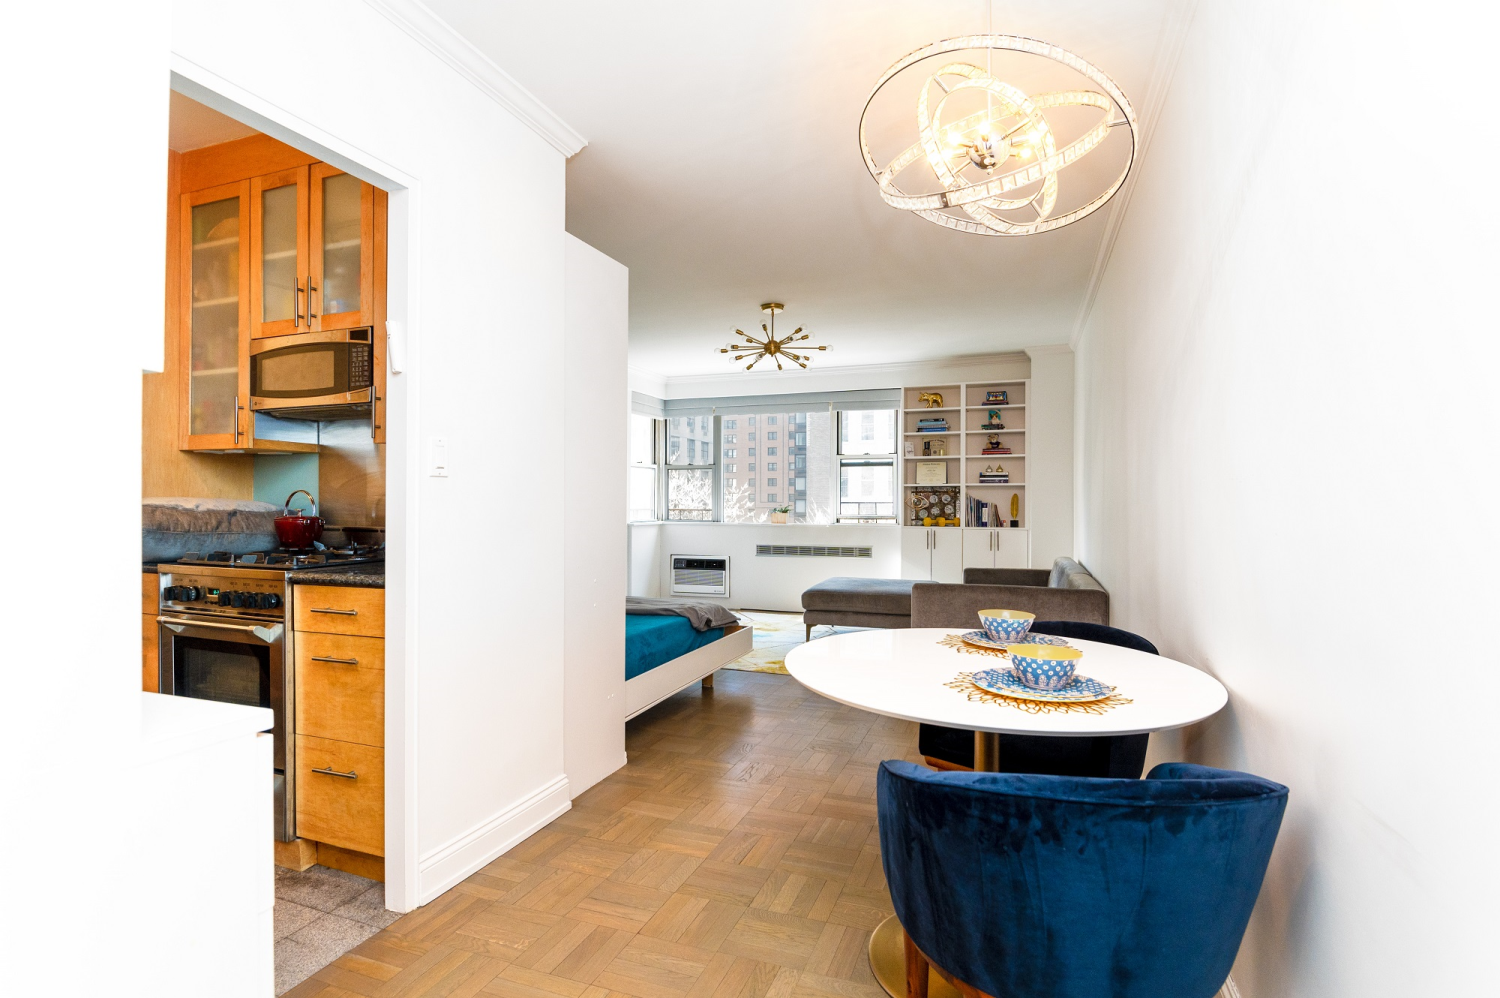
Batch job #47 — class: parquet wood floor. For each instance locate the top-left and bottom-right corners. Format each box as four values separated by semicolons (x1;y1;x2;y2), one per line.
284;670;921;998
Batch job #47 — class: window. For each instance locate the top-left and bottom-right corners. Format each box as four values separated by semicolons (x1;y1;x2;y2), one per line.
723;409;832;523
725;434;736;444
837;409;897;522
628;413;658;522
725;448;737;458
725;419;737;429
665;415;715;520
725;463;736;473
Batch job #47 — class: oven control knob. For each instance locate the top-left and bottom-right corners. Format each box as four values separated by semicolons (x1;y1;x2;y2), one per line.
257;593;282;610
164;586;181;601
231;592;249;608
218;591;232;606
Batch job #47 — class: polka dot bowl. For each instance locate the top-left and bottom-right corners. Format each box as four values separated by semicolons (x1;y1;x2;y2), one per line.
977;609;1035;644
1007;643;1085;690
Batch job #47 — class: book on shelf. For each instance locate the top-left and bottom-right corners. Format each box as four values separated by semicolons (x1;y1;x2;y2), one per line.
917;426;949;432
978;474;1010;483
981;447;1011;454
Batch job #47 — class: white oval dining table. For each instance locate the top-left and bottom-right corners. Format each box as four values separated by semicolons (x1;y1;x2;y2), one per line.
783;627;1230;998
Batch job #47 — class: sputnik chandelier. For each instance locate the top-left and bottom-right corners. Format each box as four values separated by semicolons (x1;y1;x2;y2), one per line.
858;31;1137;236
721;303;829;372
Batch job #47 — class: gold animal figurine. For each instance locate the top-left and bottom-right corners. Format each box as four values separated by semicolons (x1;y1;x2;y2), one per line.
918;392;943;408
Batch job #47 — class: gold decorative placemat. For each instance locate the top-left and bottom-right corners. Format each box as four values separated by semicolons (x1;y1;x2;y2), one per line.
938;633;1008;657
944;671;1133;716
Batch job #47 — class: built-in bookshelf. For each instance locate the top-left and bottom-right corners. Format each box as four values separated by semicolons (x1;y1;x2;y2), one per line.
901;380;1028;528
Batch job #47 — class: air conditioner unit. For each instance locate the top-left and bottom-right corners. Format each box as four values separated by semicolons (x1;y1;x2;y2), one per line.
670;555;729;596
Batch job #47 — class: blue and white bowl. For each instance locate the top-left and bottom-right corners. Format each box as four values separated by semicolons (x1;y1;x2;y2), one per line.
978;609;1034;644
1007;643;1083;691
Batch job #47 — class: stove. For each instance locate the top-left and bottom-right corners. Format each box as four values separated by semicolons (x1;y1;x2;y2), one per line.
171;544;386;571
154;544;384;842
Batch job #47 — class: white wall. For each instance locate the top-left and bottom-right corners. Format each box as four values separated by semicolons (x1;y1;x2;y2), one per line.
1024;346;1074;570
170;0;582;910
628;523;664;597
1075;4;1498;995
656;523;903;612
564;235;628;797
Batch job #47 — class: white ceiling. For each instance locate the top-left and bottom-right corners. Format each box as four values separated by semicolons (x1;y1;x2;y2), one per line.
169;91;259;152
425;0;1181;379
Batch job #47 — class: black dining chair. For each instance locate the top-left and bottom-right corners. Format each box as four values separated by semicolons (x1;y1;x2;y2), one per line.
917;620;1158;777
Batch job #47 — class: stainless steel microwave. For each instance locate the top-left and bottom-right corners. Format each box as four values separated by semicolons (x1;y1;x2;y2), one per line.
249;327;375;420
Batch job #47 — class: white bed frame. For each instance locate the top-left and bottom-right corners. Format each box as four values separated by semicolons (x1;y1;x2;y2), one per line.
625;622;754;720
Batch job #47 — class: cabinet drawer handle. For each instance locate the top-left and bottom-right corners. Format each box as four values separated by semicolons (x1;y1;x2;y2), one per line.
310;607;358;616
311;655;358;665
312;766;358;780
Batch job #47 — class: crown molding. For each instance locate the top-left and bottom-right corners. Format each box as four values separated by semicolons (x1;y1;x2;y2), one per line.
1025;344;1074;357
1069;0;1198;350
363;0;587;158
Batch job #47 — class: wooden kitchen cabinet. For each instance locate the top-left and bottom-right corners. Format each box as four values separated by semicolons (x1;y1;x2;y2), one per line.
142;571;159;693
173;134;387;450
180;181;251;451
295;734;384;857
250;164;386;338
294;585;385;638
291;583;385;862
295;632;385;745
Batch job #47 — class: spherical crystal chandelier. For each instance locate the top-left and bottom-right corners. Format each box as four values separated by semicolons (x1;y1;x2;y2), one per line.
859;33;1137;236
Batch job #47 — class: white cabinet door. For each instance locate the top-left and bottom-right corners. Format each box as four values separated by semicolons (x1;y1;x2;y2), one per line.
962;529;994;570
900;527;932;580
994;529;1030;568
931;528;965;583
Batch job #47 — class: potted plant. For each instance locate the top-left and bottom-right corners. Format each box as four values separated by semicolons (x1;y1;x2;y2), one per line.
769;505;792;524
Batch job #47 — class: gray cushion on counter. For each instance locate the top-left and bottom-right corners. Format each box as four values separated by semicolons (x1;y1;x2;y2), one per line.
143;497;280;562
802;577;922;615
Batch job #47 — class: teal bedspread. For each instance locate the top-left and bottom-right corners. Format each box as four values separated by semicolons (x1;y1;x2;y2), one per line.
625;614;725;681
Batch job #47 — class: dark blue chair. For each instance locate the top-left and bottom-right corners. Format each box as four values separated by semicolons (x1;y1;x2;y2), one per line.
878;760;1287;998
918;621;1159;776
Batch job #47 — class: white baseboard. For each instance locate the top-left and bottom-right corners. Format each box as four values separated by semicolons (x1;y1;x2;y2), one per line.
416;774;571;905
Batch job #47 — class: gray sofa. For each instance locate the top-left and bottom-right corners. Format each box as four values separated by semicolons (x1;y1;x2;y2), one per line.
802;557;1108;639
918;557;1110;626
801;577;921;639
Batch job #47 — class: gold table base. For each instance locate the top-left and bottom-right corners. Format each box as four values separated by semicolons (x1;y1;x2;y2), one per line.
868;914;961;998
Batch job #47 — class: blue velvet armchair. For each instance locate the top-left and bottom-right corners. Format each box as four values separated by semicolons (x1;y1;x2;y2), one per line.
878;760;1288;998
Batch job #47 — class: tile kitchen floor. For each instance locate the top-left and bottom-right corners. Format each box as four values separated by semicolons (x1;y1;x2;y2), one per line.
275;864;399;994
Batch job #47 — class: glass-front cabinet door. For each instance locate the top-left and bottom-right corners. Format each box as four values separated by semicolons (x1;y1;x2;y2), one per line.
309;164;374;330
250;166;309;339
181;181;251;449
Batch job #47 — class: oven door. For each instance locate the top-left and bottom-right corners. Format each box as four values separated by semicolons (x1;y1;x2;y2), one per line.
158;614;291;839
249;327;372;411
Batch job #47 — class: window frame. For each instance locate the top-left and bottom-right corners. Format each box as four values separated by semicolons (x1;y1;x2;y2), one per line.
662;414;721;521
835;408;899;523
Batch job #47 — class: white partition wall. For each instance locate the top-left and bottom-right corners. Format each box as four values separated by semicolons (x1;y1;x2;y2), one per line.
564;235;629;796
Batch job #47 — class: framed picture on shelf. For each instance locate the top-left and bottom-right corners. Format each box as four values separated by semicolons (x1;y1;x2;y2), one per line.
985;390;1009;405
904;441;915;457
915;461;948;485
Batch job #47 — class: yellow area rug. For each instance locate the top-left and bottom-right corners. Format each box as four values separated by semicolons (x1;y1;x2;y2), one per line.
723;611;868;675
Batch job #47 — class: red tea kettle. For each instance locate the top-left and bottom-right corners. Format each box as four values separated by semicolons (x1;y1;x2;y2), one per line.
274;490;325;549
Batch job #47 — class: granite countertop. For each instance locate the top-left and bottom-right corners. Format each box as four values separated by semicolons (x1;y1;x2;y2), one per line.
286;562;386;589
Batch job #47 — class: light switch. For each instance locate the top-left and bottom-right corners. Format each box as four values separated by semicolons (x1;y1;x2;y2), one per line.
429;436;448;478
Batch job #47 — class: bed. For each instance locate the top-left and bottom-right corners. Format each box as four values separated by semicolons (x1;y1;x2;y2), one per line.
625;609;753;719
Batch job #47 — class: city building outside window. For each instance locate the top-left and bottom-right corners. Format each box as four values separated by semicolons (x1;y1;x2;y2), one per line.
665;415;715;520
723;411;832;523
837;408;898;522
